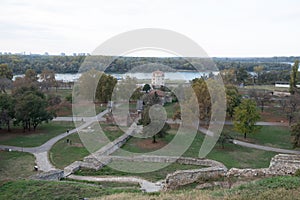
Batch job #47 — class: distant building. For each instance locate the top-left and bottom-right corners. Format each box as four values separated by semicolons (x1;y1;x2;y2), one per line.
151;70;165;86
60;53;66;56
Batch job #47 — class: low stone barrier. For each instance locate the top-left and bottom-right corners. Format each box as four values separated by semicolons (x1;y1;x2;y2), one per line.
30;170;64;181
165;167;226;190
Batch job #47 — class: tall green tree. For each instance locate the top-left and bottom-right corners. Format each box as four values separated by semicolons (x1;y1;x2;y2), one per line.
291;122;300;148
140;91;165;143
192;78;211;124
113;76;138;101
290;60;299;94
233;99;260;139
236;67;249;85
40;69;56;91
142;84;151;93
254;65;264;84
25;68;38;83
96;73;117;103
226;85;241;118
14;89;54;131
78;69;102;101
0;93;15;131
0;64;13;93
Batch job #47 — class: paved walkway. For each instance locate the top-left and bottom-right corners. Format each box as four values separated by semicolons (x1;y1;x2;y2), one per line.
0;109;109;171
68;174;163;193
198;127;300;154
232;139;300;154
167;119;288;126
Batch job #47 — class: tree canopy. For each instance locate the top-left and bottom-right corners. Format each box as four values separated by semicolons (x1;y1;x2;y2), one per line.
233;99;260;139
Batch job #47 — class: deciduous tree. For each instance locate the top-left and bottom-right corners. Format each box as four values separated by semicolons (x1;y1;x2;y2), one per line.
233;99;260;139
290;60;299;94
0;64;13;93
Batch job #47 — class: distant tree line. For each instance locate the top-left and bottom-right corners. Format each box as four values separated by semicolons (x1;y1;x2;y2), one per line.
0;55;292;75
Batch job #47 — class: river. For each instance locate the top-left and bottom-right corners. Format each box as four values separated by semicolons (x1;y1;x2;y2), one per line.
13;71;218;82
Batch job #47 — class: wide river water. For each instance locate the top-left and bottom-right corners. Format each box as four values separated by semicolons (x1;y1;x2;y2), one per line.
14;71;219;82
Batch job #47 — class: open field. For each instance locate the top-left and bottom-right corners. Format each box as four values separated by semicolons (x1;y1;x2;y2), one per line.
0;121;75;147
114;127;279;169
49;133;89;169
226;125;294;149
49;123;125;169
243;85;289;92
0;151;36;181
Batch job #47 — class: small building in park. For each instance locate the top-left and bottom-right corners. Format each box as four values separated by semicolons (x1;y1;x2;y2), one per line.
152;70;165;87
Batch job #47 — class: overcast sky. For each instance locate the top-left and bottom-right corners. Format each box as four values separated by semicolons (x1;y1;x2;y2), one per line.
1;0;300;57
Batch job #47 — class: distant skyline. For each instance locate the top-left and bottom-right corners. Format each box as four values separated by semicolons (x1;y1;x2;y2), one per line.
1;0;300;57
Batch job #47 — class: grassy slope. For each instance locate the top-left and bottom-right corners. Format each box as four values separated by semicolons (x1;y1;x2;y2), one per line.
91;176;300;200
0;179;140;200
0;151;36;181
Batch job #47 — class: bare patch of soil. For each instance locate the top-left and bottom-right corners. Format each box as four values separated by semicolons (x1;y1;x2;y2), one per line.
136;139;167;150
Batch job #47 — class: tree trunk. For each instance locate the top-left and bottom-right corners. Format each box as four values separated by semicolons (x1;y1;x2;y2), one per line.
152;135;157;143
33;124;37;131
7;120;10;132
244;132;247;139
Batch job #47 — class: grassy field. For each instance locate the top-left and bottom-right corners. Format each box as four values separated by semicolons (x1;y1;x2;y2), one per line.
114;127;279;169
0;179;140;200
0;151;36;181
180;129;277;169
49;133;89;169
0;121;75;147
223;125;294;149
243;85;289;92
49;123;125;169
164;102;180;118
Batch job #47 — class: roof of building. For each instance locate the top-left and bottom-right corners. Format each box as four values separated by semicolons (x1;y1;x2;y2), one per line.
149;90;165;97
152;70;164;76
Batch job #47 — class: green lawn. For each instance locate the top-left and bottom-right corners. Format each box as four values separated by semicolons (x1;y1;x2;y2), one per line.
163;102;180;118
0;179;140;200
49;133;89;169
0;121;75;147
49;124;126;169
101;124;126;141
0;151;36;181
75;161;202;182
114;127;278;169
243;85;289;92
224;125;294;149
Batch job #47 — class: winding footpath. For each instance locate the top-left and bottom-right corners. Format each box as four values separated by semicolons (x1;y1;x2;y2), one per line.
0;110;108;171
